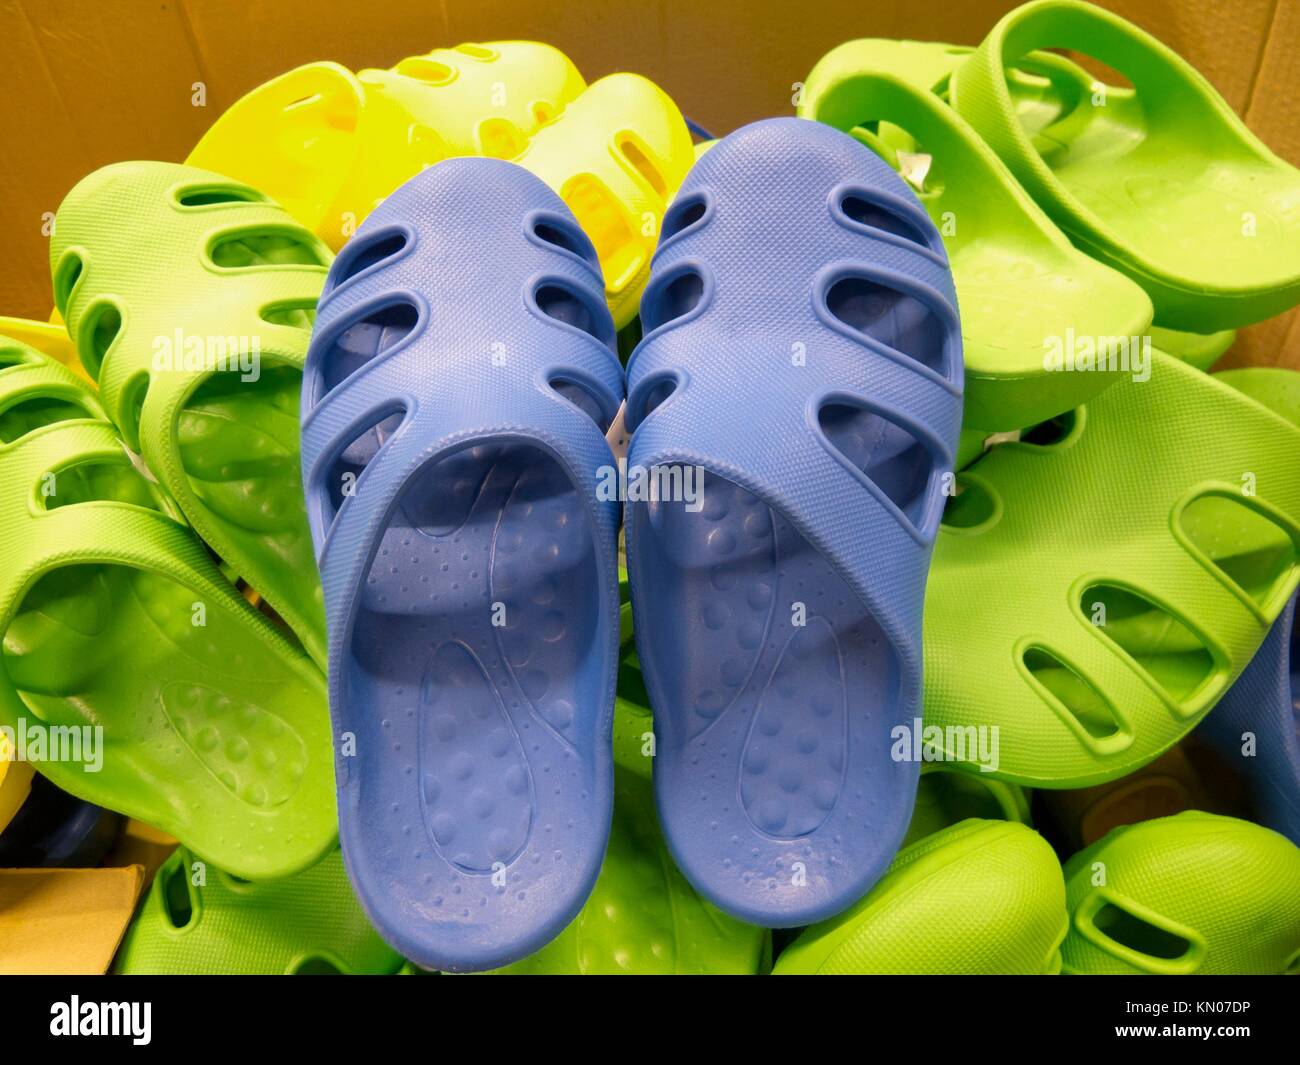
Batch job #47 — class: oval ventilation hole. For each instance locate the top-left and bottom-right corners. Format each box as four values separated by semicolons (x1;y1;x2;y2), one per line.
43;457;160;513
533;218;599;271
660;195;707;243
330;229;407;289
1022;646;1121;740
535;281;615;347
454;43;497;60
533;101;556;125
641;377;677;419
395;57;455;84
1081;584;1214;706
562;174;640;291
118;372;148;449
941;477;997;529
80;302;122;379
314;301;419;400
293;956;345;975
626;373;678;430
840;193;931;248
175;184;265;208
640;269;704;333
0;342;40;371
818;401;936;532
1090;900;1193;963
477;116;527;159
618;136;667;199
1179;492;1298;611
549;375;614;433
261;300;317;330
1021;410;1078;447
321;407;405;534
53;252;85;318
0;392;99;444
209;227;329;269
160;859;196;930
824;275;948;375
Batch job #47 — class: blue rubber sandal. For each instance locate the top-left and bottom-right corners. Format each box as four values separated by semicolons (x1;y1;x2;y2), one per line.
1198;591;1298;845
301;157;624;972
624;117;963;926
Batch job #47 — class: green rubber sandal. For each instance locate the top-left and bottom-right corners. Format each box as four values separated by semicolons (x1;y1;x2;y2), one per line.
799;65;1152;431
0;339;334;879
49;162;331;666
1061;811;1300;974
925;352;1300;788
773;820;1067;975
1151;326;1235;372
801;36;1235;387
485;574;769;975
902;763;1030;847
801;36;1144;146
114;846;399;974
950;0;1300;332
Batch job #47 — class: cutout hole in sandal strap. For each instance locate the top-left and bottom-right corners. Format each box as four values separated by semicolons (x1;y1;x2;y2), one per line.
329;228;408;291
531;215;600;273
159;858;196;931
548;374;614;433
53;252;85;319
77;301;122;380
1081;584;1215;706
1089;900;1193;963
533;280;615;348
660;194;708;244
312;301;419;402
617;134;668;199
174;183;266;208
640;267;704;334
319;406;407;539
823;274;949;377
1022;645;1121;740
293;956;345;975
41;457;162;514
208;227;329;270
394;57;455;85
261;300;318;330
818;400;938;534
0;342;42;371
839;192;933;248
1177;492;1299;613
455;42;497;61
0;392;99;444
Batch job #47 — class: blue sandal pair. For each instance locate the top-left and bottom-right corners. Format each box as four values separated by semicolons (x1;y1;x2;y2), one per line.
302;118;963;970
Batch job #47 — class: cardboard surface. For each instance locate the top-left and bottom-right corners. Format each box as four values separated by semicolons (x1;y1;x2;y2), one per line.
0;0;1297;366
0;865;145;975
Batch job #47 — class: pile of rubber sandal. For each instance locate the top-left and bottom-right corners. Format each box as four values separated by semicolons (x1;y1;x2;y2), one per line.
1;0;1298;976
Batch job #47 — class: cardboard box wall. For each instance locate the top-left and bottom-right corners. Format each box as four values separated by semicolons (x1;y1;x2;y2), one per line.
2;0;1297;369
